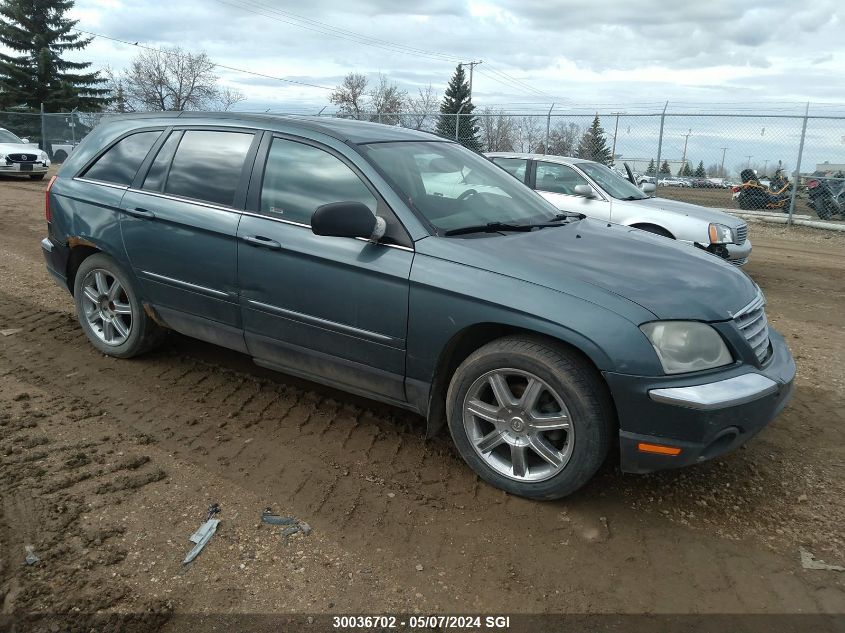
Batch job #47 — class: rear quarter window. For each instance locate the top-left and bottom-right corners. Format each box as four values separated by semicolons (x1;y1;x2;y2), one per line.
82;131;161;186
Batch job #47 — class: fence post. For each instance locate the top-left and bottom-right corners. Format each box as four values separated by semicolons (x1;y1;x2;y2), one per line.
544;103;555;155
40;103;47;154
455;104;466;141
654;101;668;182
787;102;809;226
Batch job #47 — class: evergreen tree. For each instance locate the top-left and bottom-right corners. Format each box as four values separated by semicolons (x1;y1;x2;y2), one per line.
436;64;480;151
0;0;109;112
575;114;612;165
678;161;692;177
646;158;656;175
659;160;671;175
694;160;706;177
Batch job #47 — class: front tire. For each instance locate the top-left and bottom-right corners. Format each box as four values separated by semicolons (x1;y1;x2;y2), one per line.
73;253;164;358
446;336;614;500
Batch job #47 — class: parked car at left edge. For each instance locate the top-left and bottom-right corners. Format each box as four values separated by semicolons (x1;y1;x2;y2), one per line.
0;127;50;180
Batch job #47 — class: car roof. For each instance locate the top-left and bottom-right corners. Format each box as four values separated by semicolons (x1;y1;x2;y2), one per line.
484;151;595;166
101;112;445;145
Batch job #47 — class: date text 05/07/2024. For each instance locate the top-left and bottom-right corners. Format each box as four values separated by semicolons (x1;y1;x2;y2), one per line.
332;615;511;629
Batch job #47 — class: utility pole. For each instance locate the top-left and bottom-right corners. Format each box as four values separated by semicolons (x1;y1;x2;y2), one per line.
680;128;692;174
544;103;555;155
745;155;753;168
719;147;728;178
763;159;768;177
462;60;483;100
610;112;622;166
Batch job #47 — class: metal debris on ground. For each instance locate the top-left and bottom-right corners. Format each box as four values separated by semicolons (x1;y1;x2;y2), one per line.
1;328;23;336
799;547;845;572
206;502;221;521
183;519;220;565
24;545;39;566
261;508;297;525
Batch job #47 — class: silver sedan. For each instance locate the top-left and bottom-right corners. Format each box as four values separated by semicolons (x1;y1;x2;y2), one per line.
486;152;751;266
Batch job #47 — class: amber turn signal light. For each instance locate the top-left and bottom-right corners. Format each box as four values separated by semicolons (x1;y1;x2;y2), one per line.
637;442;682;456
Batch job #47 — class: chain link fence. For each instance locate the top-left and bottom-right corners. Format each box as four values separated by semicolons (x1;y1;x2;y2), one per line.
3;105;842;222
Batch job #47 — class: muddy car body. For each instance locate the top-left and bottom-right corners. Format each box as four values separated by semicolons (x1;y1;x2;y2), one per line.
42;113;795;499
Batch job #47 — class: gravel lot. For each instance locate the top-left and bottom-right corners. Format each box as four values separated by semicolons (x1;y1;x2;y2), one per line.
1;169;843;629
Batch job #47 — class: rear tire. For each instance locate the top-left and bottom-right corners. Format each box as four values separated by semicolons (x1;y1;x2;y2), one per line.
446;335;614;500
72;253;165;358
816;198;834;220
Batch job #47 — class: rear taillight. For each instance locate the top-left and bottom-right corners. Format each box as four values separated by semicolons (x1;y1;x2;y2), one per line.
806;179;819;190
731;186;740;193
45;175;57;222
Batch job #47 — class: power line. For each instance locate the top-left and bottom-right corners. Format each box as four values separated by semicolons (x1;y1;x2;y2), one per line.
73;28;335;91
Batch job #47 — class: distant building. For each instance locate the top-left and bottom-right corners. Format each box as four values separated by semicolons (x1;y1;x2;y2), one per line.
814;161;845;175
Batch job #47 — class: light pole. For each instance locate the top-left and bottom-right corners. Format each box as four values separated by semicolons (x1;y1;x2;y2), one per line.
610;112;623;165
745;155;753;169
544;103;555;155
680;129;692;174
719;147;728;178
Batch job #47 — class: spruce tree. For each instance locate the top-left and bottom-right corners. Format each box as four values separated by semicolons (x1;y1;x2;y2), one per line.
678;161;692;177
694;160;706;177
436;64;481;151
659;160;671;175
0;0;109;111
646;158;656;175
575;114;612;165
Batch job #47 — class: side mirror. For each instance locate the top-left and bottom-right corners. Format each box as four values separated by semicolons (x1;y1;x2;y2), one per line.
573;184;595;198
21;138;30;143
311;202;386;241
641;183;656;193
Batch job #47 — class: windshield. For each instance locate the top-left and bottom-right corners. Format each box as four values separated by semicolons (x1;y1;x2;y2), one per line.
0;129;24;144
358;141;560;233
579;162;649;200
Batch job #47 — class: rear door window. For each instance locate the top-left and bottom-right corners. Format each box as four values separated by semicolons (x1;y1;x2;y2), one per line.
163;130;255;207
83;131;161;186
142;131;181;192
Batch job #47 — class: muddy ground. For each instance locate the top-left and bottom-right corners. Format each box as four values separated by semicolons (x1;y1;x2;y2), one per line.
1;169;844;630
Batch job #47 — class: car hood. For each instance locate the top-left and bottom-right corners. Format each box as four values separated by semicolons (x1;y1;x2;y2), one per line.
626;196;744;228
0;142;38;154
418;218;758;322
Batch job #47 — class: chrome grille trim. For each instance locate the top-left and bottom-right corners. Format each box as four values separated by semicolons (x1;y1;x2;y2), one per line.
733;290;771;364
735;224;748;244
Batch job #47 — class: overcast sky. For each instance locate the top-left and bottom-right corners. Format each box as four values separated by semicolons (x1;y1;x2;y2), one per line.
59;0;843;114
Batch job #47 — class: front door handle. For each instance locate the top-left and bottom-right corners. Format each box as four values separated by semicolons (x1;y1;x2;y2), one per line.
242;235;281;250
125;207;156;219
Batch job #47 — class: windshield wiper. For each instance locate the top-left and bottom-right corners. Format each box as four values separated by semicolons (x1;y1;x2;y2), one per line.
444;219;571;237
620;195;645;201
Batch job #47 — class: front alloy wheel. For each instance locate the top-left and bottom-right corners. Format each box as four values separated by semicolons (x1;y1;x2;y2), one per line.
463;369;574;482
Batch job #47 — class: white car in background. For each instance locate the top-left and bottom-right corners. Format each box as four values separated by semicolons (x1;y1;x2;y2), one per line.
486;152;752;266
0;127;50;180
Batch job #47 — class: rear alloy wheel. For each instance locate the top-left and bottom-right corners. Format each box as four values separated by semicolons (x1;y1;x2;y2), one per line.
73;253;165;358
446;336;614;499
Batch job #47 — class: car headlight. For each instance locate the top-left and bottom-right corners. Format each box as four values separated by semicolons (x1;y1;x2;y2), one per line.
39;151;48;161
708;223;734;244
640;321;733;374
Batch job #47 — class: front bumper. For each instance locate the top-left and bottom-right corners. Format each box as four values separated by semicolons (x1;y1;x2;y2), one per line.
725;239;752;266
605;328;795;474
0;162;49;175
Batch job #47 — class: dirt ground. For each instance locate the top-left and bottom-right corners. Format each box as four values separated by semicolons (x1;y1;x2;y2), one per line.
1;169;844;630
658;184;842;222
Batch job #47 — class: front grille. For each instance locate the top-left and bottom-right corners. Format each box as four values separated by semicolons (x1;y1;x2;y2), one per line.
730;257;748;267
733;291;771;364
8;153;38;163
735;224;748;244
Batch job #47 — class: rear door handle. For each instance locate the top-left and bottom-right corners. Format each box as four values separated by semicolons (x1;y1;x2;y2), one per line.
125;207;156;219
242;235;281;250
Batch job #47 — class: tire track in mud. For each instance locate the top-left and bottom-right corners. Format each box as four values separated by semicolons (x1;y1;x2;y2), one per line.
1;289;843;613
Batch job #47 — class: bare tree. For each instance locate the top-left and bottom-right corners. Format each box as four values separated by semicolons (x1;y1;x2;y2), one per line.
516;116;543;153
478;107;517;152
368;73;406;125
404;84;438;130
109;48;242;112
544;121;582;156
330;72;368;120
